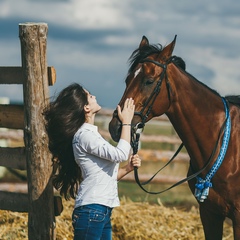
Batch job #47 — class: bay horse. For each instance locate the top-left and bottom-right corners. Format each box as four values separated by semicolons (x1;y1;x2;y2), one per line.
109;36;240;239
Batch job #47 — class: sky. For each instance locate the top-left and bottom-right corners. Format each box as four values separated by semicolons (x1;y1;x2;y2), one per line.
0;0;240;109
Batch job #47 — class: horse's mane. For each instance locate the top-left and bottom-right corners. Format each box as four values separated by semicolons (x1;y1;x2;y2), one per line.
171;56;186;70
128;43;240;108
225;95;240;108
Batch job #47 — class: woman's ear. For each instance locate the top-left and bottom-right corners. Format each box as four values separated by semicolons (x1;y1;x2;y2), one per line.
84;104;90;113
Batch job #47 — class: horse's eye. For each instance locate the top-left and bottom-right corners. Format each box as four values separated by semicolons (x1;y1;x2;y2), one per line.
145;79;154;85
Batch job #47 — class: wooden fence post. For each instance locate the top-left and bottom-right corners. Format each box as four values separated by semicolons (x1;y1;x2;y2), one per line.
19;23;55;240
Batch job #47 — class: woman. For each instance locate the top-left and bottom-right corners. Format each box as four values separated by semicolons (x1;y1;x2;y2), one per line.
43;83;141;240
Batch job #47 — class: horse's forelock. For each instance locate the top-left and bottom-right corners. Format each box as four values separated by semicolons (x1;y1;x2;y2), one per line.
128;44;163;73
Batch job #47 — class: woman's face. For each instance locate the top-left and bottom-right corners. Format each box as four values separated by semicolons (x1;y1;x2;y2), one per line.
84;90;101;114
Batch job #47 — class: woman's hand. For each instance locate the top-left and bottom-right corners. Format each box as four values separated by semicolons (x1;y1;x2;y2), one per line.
117;98;135;124
117;154;142;181
126;154;141;172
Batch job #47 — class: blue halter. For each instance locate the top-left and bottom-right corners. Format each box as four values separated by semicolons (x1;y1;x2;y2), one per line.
194;97;231;202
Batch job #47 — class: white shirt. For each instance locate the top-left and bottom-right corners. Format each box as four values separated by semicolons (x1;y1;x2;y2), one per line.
72;123;131;208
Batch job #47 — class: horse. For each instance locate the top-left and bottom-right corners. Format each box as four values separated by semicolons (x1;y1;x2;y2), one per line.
109;35;240;240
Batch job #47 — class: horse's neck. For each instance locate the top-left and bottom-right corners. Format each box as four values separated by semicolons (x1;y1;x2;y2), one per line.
165;69;225;167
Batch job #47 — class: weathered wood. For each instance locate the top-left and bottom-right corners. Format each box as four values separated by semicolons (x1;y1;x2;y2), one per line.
48;66;56;86
0;191;29;212
19;22;55;240
0;147;26;170
0;104;24;129
0;129;23;141
0;190;63;216
0;66;56;86
0;67;23;84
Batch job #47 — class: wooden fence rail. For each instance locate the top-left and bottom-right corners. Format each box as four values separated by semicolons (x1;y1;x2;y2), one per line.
0;22;60;240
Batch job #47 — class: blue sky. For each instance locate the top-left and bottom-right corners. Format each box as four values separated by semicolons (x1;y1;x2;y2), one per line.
0;0;240;108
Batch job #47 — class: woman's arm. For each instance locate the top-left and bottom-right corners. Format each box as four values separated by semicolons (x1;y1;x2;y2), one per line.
117;154;141;181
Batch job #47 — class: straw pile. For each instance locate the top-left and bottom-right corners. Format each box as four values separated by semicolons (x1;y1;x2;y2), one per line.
0;198;233;240
112;198;232;240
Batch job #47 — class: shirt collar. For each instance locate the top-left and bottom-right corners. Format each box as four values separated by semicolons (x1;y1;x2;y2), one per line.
81;122;98;132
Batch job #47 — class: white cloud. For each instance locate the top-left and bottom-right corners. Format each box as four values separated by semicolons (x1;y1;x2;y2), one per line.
0;0;132;30
47;38;128;70
188;47;240;96
0;1;11;17
70;0;132;30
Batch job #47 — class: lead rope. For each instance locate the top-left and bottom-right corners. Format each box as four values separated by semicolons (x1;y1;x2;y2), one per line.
131;131;188;194
194;97;231;202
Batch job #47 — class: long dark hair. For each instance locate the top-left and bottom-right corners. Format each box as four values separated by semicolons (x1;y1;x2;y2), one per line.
43;83;87;199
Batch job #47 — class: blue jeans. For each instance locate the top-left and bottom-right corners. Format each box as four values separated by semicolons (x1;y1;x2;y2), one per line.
72;204;113;240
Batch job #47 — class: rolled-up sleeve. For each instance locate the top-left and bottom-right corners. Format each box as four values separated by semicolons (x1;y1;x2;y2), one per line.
74;128;131;163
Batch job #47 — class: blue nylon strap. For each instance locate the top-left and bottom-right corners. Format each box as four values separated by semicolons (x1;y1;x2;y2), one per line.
194;97;231;202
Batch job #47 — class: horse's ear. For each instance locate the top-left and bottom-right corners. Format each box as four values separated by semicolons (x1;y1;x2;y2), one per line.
159;35;177;60
139;36;149;49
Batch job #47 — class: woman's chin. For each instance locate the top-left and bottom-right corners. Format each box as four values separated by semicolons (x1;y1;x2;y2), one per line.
94;105;102;113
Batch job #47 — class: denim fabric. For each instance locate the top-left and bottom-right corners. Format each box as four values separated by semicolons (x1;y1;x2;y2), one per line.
72;204;113;240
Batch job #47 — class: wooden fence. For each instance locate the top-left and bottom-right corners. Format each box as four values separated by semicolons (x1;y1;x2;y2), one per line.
0;23;60;240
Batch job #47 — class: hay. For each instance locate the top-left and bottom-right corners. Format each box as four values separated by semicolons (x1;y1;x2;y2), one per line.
112;198;203;240
0;198;233;240
112;198;233;240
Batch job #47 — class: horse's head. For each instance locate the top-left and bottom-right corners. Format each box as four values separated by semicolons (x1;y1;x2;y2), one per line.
109;35;178;142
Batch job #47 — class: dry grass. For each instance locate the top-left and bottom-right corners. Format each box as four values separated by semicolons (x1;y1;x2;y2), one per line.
0;197;233;240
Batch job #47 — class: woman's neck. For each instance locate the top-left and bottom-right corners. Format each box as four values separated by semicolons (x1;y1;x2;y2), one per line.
85;114;95;125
